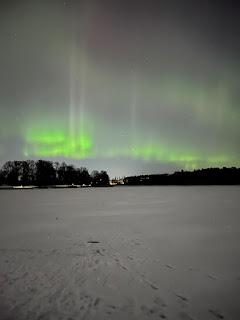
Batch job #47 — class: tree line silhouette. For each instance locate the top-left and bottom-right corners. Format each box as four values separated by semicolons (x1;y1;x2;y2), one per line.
0;160;110;187
124;167;240;185
1;161;239;187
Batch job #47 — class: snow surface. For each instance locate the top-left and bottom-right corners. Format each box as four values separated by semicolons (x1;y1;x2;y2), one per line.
0;186;240;320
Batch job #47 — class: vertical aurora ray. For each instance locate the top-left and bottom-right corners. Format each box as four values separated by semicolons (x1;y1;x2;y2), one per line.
66;22;92;159
69;40;77;140
78;45;87;139
130;70;138;153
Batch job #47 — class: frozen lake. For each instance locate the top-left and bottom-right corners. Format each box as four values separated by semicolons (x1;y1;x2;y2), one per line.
0;186;240;320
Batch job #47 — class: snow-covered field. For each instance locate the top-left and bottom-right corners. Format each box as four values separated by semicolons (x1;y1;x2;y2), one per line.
0;186;239;320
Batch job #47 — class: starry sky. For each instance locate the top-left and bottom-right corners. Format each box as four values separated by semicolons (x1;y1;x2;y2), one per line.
0;0;239;177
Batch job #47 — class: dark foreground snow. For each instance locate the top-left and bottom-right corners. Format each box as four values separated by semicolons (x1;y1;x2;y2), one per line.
0;186;239;320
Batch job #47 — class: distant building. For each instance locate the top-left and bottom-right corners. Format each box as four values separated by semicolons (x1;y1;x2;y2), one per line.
110;178;125;186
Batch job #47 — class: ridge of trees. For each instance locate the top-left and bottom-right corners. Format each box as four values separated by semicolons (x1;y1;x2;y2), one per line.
124;167;240;185
0;160;110;187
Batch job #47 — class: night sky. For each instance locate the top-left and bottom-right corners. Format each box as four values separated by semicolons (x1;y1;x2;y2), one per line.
0;0;239;177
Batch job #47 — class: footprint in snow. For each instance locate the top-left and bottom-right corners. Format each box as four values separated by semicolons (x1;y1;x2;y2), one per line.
209;309;224;319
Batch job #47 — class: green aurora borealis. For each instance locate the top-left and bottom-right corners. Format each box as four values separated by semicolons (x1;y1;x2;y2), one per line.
25;128;93;159
0;1;239;176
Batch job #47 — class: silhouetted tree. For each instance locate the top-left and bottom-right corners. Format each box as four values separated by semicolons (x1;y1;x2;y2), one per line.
99;170;110;185
1;161;20;185
20;160;36;185
57;162;68;184
54;163;91;185
65;164;77;185
91;170;99;186
0;169;4;185
78;167;91;185
91;170;110;186
35;160;56;186
53;162;60;183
